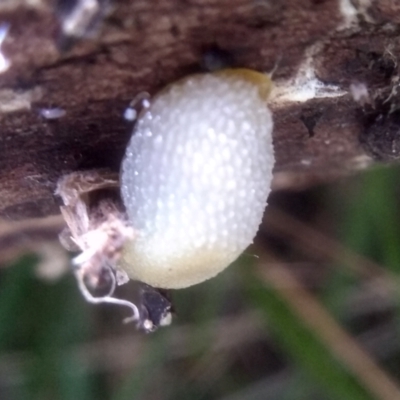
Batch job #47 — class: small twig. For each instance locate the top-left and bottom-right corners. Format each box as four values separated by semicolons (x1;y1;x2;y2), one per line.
0;216;66;268
263;207;399;289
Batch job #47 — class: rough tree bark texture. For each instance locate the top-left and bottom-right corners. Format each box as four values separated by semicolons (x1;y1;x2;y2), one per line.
0;0;400;221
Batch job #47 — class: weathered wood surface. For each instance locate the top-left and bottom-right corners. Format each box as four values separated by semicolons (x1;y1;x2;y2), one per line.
0;0;400;220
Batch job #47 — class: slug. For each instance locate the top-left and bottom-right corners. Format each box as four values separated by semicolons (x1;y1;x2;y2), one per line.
120;68;275;289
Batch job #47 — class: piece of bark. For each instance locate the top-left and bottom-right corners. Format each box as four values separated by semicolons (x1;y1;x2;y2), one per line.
0;0;400;220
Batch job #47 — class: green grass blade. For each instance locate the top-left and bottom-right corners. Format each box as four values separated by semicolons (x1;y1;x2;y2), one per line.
245;270;380;400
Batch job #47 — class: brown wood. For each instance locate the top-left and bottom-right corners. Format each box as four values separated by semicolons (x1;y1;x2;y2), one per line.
1;0;400;220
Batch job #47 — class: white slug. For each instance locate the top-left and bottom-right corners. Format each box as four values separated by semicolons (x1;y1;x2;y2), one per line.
120;69;275;289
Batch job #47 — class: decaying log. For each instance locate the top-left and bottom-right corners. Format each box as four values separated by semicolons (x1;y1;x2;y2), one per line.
1;0;400;220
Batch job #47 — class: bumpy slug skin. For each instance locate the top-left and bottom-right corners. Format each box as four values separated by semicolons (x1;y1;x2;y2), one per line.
121;69;274;289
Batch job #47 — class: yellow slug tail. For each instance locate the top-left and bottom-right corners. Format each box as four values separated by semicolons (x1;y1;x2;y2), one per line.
214;68;272;101
156;68;272;102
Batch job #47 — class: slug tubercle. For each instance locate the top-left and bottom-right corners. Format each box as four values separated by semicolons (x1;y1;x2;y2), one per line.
121;69;275;289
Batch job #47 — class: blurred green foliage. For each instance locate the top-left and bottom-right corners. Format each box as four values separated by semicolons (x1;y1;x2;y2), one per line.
0;256;93;400
2;164;400;400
